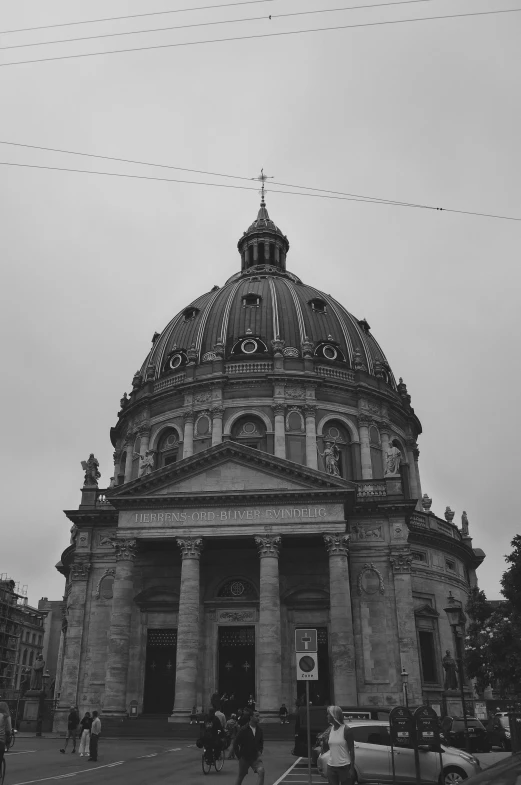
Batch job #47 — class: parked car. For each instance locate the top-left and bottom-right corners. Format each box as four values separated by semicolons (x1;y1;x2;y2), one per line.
294;705;390;758
486;713;511;751
441;717;490;753
462;752;521;784
316;720;482;784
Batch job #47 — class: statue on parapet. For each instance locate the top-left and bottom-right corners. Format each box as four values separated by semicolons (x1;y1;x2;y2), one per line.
134;449;155;476
317;441;340;476
81;453;101;487
384;442;402;477
461;511;469;536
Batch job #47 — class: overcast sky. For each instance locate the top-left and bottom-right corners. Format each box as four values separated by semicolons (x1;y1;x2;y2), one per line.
1;0;519;606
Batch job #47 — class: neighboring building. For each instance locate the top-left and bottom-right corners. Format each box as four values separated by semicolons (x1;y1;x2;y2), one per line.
54;198;485;729
13;598;46;691
0;578;21;693
38;598;65;693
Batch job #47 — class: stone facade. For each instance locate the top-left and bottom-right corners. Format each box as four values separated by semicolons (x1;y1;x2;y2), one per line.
54;201;484;728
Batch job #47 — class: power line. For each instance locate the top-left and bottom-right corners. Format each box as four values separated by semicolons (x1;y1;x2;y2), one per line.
1;159;519;222
0;139;420;206
0;1;437;51
1;7;519;67
0;0;274;35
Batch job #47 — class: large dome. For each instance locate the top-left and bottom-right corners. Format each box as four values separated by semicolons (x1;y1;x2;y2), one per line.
136;200;397;390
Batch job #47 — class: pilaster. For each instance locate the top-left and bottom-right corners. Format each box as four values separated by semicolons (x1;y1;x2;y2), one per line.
255;535;282;719
389;547;422;705
324;534;357;703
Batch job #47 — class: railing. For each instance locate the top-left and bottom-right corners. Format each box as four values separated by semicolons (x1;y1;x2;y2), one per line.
316;366;355;382
409;511;460;539
154;373;186;393
226;361;273;374
357;481;387;498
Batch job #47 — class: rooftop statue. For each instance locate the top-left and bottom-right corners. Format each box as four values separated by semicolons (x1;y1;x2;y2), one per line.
81;453;101;487
384;443;402;477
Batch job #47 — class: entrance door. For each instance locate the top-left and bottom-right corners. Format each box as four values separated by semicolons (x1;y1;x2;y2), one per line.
218;626;255;709
296;627;331;705
143;628;177;714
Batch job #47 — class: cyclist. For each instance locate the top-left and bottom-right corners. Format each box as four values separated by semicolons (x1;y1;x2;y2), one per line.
201;708;223;763
0;702;12;771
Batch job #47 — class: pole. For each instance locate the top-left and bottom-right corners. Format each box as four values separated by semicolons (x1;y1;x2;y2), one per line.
306;681;312;785
454;633;470;753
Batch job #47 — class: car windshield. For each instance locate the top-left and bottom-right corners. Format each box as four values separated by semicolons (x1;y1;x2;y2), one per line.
498;717;510;728
453;720;482;731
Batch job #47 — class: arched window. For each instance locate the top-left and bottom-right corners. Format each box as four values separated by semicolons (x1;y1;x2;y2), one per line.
194;414;212;455
370;426;383;478
157;428;181;467
319;421;358;480
131;435;141;481
99;574;115;600
231;415;267;452
286;410;306;466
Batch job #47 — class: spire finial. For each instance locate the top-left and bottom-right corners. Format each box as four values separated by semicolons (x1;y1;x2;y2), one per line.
252;168;273;206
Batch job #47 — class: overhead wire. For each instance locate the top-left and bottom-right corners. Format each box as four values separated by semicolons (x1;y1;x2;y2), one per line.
1;159;519;222
0;0;439;51
1;7;519;67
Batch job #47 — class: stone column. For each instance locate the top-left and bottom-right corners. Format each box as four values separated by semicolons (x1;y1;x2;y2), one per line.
358;417;373;480
273;404;286;460
138;427;151;476
211;407;224;446
406;440;420;501
255;535;282;718
380;427;390;468
324;534;357;704
390;548;422;705
112;450;121;484
183;412;194;458
171;537;204;721
103;539;138;716
413;446;423;507
54;561;91;730
304;405;318;470
123;438;134;483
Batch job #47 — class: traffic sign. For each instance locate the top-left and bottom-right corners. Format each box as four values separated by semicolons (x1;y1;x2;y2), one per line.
295;629;318;652
296;653;318;680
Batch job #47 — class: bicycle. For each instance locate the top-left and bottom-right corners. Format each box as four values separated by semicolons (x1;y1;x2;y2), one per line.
7;730;16;750
201;745;225;774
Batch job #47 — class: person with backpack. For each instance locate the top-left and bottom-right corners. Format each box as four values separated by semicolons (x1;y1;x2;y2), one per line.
320;706;355;785
60;705;80;754
0;702;12;770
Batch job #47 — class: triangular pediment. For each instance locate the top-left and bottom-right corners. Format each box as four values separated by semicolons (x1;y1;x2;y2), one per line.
107;441;354;504
414;604;440;618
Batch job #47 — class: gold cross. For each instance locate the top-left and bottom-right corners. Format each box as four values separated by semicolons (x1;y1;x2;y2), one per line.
252;168;273;203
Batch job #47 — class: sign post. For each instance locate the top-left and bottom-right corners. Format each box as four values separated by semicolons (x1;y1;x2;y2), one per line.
296;630;318;785
414;705;443;783
389;706;416;785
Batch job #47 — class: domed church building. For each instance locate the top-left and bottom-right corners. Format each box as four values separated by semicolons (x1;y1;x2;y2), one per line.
55;197;484;729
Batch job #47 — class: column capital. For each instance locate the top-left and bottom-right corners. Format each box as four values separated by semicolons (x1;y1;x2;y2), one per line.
124;431;136;448
390;548;413;573
379;422;393;435
254;535;281;558
177;537;204;559
323;533;350;556
273;403;286;417
304;404;317;417
211;406;225;418
358;414;372;427
111;537;138;561
70;561;91;581
113;449;122;462
183;410;195;423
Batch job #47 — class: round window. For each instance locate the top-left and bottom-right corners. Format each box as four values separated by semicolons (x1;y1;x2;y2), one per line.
197;416;210;435
243;422;256;434
169;354;182;370
230;581;245;597
328;426;340;440
241;339;258;354
323;345;337;360
165;433;178;448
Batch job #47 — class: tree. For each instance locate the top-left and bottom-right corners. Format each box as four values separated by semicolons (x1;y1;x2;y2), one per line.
464;537;521;697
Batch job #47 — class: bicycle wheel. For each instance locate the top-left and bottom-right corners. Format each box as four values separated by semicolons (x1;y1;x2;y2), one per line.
215;749;225;772
1;757;6;785
8;732;16;749
202;752;212;775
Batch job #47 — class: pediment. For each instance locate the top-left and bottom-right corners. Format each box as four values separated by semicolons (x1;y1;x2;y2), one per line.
414;604;440;618
108;442;354;503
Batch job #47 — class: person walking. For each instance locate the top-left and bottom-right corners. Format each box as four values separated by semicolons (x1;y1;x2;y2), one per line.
215;706;226;730
238;708;250;727
88;711;101;761
78;711;92;757
320;706;355;785
233;710;264;785
60;705;80;754
0;702;13;772
279;703;289;724
226;713;238;759
247;694;256;713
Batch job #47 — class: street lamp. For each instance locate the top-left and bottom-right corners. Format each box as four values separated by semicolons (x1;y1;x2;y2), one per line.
401;666;409;708
444;592;471;753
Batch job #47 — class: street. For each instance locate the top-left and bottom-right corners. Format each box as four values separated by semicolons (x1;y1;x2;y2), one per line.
4;738;301;785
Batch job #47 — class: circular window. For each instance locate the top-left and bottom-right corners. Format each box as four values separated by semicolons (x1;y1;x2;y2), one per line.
197;416;210;435
243;422;256;434
169;354;183;370
230;581;245;597
328;426;340;440
165;433;178;448
241;339;258;354
323;345;337;360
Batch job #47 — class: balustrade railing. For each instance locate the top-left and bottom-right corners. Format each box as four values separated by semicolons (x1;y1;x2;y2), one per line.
226;361;273;374
316;366;355;382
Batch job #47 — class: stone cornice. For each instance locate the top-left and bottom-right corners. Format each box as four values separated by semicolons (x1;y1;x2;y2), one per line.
106;487;350;510
64;509;119;525
408;528;481;567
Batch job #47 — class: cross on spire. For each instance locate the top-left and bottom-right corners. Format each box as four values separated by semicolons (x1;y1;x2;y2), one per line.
252;168;273;205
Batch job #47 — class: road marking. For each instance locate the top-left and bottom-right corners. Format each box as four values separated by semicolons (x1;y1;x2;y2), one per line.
105;762;124;767
272;757;303;785
7;750;37;755
13;761;127;785
137;754;158;758
166;747;182;751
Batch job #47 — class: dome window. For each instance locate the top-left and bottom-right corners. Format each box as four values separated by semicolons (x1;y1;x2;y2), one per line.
309;298;327;314
242;293;261;308
242;339;258;354
169;353;184;370
194;414;212;454
183;307;199;321
231;415;267;452
157;428;181;467
323;344;337;360
315;341;346;363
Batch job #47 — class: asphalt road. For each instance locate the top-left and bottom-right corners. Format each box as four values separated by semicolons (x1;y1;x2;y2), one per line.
4;739;511;785
4;738;300;785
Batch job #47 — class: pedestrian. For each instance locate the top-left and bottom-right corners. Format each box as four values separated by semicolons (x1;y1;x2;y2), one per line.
238;708;251;727
233;709;264;785
226;713;238;759
210;690;221;710
88;711;101;761
78;711;92;757
228;693;238;716
320;705;355;785
0;702;13;771
190;705;198;725
279;703;289;724
60;705;80;754
247;694;256;713
215;706;226;729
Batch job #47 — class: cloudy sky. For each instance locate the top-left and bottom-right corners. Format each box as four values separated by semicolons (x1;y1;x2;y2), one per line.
1;0;519;606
